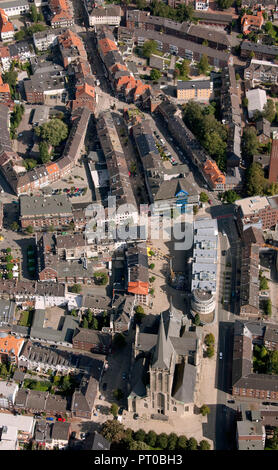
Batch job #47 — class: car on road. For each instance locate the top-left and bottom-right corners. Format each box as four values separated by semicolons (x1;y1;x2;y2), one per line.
70;431;76;439
227;400;235;404
18;133;23;137
219;352;223;359
122;373;127;380
262;402;270;405
271;402;278;407
222;250;227;256
102;383;107;391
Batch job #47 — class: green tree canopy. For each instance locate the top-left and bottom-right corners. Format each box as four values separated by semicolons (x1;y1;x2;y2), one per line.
222;190;240;204
39;141;50;164
187;437;198;450
263;99;276;123
199;440;211;450
110;403;119;417
200;404;211;416
134;429;146;442
142;40;158;58
157;433;168;449
218;0;233;8
100;420;125;443
30;4;38;22
177;435;188;449
35;118;68;147
150;68;162;80
198;54;209;75
146;430;157;447
246;162;268;196
129;440;150;450
204;333;215;346
242;127;259;162
200;192;209;203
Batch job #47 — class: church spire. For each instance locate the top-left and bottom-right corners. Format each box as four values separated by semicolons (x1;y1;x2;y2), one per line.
152;314;172;369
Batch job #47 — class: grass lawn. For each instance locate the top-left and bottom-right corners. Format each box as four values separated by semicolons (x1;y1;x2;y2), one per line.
18;310;34;327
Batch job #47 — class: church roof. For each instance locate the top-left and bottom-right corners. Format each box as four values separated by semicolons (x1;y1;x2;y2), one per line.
152;314;174;370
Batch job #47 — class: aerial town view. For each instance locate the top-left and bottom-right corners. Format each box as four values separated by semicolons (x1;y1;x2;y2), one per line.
1;0;278;455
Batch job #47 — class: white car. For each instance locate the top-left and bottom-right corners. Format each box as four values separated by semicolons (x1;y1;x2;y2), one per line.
219;352;223;359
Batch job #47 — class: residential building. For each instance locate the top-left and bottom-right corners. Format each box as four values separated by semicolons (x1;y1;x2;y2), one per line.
57;29;87;68
33;29;63;52
0;201;3;230
97;27;151;103
15;389;68;416
126;242;149;306
203;159;226;191
241;10;264;35
195;0;209;10
24;70;67;105
9;41;35;62
34;420;52;449
32;106;49;127
72;328;111;355
269;139;278;183
0;76;11;107
239;227;264;318
128;306;200;418
0;45;11;72
125;10;232;51
256;118;271;144
235;195;278;231
29;309;79;347
0;381;18;409
241;41;278;61
71;82;96;113
176;80;212;102
132;119;199;213
84;2;121;27
111;294;135;333
119;27;230;68
19;194;73;230
0;413;35;446
0;299;16;326
191;218;218;321
71;375;100;420
51;422;70;449
0;0;29;17
232;320;278;400
48;0;74;28
246;88;267;119
0;332;24;365
89;431;110;450
0;8;14;41
96;110;138;223
244;59;278;86
157;99;226;190
237;419;266;451
193;10;234;27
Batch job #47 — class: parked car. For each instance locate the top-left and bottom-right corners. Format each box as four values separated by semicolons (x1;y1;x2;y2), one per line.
219;352;223;359
133;413;139;420
271;403;278;407
70;431;76;439
102;383;107;391
122;373;127;380
227;400;235;404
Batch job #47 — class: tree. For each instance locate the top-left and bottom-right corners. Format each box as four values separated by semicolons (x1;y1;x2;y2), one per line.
100;420;125;443
136;0;147;8
113;333;126;349
113;389;123;401
218;0;233;7
91;317;99;330
242;127;259;161
69;284;82;294
193;205;199;215
6;272;13;280
146;431;157;447
10;221;19;231
134;429;146;442
194;314;201;326
246;162;267;196
263;99;276;123
198;54;209;75
129;440;149;450
24;159;37;170
206;345;215;358
222;190;239;204
30;4;38;22
82;317;89;329
150;68;162;80
187;437;198;450
15;30;26;41
199;440;211;450
93;272;109;285
199;192;209;203
157;433;168;449
110;403;119;417
235;73;240;81
177;435;188;449
180;59;190;77
200;404;211;416
168;433;178;450
61;375;71;393
260;275;269;290
265;299;272;316
39;141;50;164
204;333;215;347
242;97;248;108
25;225;34;234
142;40;157;58
2;70;17;88
149;263;155;270
35;119;68;147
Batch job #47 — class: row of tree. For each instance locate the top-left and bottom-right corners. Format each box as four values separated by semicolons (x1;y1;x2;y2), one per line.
183;101;227;171
100;420;211;450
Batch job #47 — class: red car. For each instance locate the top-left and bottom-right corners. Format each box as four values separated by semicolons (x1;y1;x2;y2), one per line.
58;418;66;422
